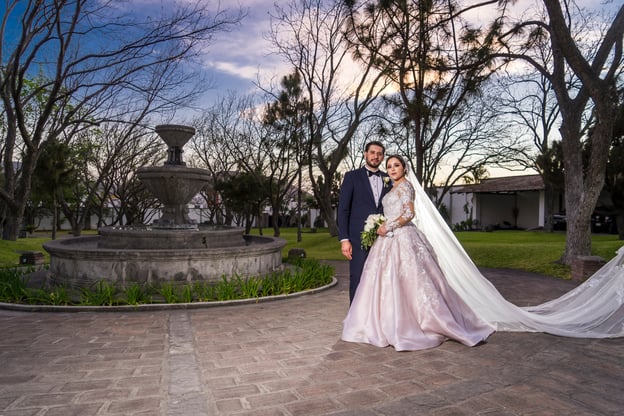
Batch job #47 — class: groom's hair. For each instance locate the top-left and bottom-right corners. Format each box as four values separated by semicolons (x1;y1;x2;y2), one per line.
365;141;385;153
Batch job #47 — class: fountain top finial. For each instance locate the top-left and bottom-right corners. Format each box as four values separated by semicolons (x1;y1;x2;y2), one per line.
155;124;195;148
155;124;195;166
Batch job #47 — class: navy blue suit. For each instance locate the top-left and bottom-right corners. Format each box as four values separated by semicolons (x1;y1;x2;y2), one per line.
338;167;391;303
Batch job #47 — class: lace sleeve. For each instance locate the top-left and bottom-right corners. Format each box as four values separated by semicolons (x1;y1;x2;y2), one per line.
386;182;416;231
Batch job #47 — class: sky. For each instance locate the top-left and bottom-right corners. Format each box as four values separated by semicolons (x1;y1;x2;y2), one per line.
194;0;620;107
179;0;619;181
197;0;289;105
6;0;613;110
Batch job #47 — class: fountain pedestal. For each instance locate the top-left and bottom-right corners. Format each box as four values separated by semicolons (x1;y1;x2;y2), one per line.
137;124;210;228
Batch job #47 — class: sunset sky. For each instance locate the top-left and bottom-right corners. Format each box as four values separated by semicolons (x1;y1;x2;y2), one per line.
2;0;617;111
195;0;618;107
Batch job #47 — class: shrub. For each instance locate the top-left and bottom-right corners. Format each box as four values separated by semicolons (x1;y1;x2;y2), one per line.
0;259;334;307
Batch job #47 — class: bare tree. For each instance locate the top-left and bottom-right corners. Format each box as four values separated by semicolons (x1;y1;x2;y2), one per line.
489;48;564;232
89;123;163;229
191;93;266;227
376;85;523;204
268;0;391;236
492;1;624;263
0;0;243;240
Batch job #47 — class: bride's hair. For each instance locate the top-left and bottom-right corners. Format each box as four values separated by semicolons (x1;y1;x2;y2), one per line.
386;154;407;169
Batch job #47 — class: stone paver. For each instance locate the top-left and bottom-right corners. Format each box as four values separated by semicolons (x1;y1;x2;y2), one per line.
0;261;622;415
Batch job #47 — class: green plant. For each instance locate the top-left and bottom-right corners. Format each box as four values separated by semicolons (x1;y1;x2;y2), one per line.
81;280;118;306
26;288;51;305
0;268;29;302
158;283;178;304
124;283;148;305
278;269;297;294
235;275;261;299
0;259;333;307
180;285;193;303
46;286;70;305
259;273;280;297
213;276;238;301
192;282;214;302
294;258;333;288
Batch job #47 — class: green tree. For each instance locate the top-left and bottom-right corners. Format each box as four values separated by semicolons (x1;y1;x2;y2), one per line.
31;140;75;239
215;171;270;234
263;72;310;241
343;0;518;194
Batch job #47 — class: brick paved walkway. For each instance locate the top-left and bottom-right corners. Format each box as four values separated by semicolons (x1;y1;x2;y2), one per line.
0;261;622;415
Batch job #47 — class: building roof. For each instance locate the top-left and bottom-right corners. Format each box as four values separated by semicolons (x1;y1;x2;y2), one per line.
453;174;544;194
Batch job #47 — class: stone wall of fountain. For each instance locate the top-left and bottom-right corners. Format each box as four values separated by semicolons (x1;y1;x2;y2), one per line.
43;125;286;289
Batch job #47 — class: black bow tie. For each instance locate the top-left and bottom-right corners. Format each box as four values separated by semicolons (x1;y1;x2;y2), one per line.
368;170;380;177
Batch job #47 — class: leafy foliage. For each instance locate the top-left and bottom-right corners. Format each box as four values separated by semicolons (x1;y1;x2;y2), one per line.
0;258;334;307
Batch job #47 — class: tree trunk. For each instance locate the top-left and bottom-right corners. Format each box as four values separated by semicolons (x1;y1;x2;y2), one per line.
560;125;589;264
543;182;555;232
318;185;338;236
272;212;281;237
2;212;20;241
562;204;592;263
72;223;83;237
1;153;34;242
296;171;302;243
51;198;57;240
560;114;612;264
616;215;624;240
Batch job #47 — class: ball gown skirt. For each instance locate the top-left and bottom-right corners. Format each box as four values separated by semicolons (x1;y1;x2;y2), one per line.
341;222;495;351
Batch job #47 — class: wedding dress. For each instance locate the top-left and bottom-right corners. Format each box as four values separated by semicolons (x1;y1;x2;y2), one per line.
342;176;624;351
341;180;495;351
409;174;624;338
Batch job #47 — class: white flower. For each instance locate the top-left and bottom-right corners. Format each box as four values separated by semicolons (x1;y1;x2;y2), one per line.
361;214;386;250
364;214;384;231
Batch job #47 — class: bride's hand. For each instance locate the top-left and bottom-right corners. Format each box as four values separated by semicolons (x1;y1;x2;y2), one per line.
377;224;388;236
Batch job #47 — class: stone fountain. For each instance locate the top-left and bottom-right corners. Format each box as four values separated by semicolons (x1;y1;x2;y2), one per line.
43;124;286;288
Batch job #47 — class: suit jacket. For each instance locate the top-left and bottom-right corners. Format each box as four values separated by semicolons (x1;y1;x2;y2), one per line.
337;167;391;246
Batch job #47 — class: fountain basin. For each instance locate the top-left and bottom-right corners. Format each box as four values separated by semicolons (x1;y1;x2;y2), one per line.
43;234;287;289
136;165;211;226
136;165;211;205
97;225;246;249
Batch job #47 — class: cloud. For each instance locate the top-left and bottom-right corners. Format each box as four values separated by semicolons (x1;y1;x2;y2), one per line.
198;1;291;93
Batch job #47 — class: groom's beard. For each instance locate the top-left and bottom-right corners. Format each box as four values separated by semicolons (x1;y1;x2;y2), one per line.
366;160;383;170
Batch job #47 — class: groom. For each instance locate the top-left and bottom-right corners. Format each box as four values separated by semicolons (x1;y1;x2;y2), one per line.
338;141;390;304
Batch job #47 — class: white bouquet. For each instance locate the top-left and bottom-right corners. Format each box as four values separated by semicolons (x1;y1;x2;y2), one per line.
360;214;385;250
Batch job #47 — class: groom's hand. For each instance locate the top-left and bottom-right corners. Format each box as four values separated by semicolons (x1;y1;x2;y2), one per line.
341;241;353;260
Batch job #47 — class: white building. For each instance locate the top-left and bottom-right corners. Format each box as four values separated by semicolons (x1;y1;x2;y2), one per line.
440;175;550;231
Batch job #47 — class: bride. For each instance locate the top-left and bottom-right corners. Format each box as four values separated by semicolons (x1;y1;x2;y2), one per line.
341;155;624;351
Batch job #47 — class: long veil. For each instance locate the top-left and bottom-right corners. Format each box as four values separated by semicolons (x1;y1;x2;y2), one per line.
408;170;624;338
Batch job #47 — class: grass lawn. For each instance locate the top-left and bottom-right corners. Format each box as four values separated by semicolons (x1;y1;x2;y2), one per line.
0;236;52;266
1;228;621;280
253;227;622;280
455;230;621;279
